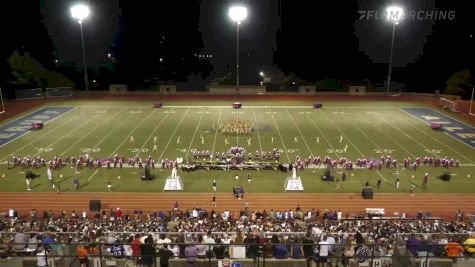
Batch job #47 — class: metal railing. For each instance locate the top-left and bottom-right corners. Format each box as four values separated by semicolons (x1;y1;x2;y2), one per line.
1;240;473;267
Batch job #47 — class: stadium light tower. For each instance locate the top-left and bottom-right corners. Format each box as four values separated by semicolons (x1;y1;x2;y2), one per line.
386;6;403;94
71;4;90;91
229;5;248;87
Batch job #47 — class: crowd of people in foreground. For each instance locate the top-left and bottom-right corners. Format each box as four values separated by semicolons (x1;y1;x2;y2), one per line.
1;205;475;266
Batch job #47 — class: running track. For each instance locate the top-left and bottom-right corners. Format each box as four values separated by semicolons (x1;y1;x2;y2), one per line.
1;192;474;219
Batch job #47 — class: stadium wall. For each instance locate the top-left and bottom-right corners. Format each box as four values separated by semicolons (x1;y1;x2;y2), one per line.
208;85;266;95
299;86;317;95
74;88;460;99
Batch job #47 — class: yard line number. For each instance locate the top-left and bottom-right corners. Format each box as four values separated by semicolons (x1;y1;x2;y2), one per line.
80;148;101;153
128;148;149;153
374;149;395;154
278;148;297;154
327;148;344;154
35;147;53;152
425;149;442;154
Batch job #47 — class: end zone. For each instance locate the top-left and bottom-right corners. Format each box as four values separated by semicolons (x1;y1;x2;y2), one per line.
401;107;475;148
0;106;75;148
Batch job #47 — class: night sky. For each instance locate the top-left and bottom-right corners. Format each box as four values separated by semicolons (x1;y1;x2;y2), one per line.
0;0;473;93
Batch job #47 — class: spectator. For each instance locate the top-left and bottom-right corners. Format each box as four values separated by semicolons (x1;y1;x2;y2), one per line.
185;244;198;266
290;237;304;259
169;237;180;257
317;235;331;267
108;240;125;259
176;236;187;258
26;234;40;253
158;244;174;267
463;235;475;254
36;246;47;267
302;233;315;267
140;237;156;267
77;244;89;267
244;233;258;259
342;238;355;267
130;234;141;266
203;231;216;258
42;234;54;252
157;234;171;249
213;238;225;259
356;244;370;265
331;236;344;267
195;235;206;258
445;239;464;262
406;234;422;256
274;239;289;259
14;230;28;252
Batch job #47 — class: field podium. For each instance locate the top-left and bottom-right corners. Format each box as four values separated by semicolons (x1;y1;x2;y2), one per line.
284;176;304;191
163;176;184;191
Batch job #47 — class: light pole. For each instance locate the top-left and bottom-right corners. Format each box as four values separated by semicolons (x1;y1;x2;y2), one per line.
386;6;403;94
259;71;264;86
229;6;247;87
71;4;90;91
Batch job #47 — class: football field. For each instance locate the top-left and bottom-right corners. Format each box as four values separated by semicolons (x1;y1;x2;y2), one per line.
1;99;474;194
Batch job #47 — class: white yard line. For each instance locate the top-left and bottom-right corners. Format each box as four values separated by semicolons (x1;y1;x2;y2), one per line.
304;109;340;158
350;109;414;157
185;109;206;159
252;108;263;152
399;109;475;162
59;108;125;156
269;107;290;163
88;170;99;181
0;107;79;152
91;114;135;151
211;108;223;156
376;171;388;182
268;107;291;162
134;108;174;157
88;109;138;182
285;108;313;157
157;108;190;161
317;109;366;157
109;109;158;157
369;109;439;158
235;109;239;146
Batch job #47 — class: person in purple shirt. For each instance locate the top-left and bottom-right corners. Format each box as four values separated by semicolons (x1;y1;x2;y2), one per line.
185;244;198;266
406;234;423;256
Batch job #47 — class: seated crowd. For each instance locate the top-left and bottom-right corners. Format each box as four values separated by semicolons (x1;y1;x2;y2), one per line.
1;206;474;265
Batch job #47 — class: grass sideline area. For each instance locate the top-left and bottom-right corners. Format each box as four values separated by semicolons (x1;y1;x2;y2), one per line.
0;99;474;193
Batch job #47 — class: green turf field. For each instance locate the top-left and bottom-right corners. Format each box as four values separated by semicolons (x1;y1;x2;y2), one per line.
0;100;474;193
